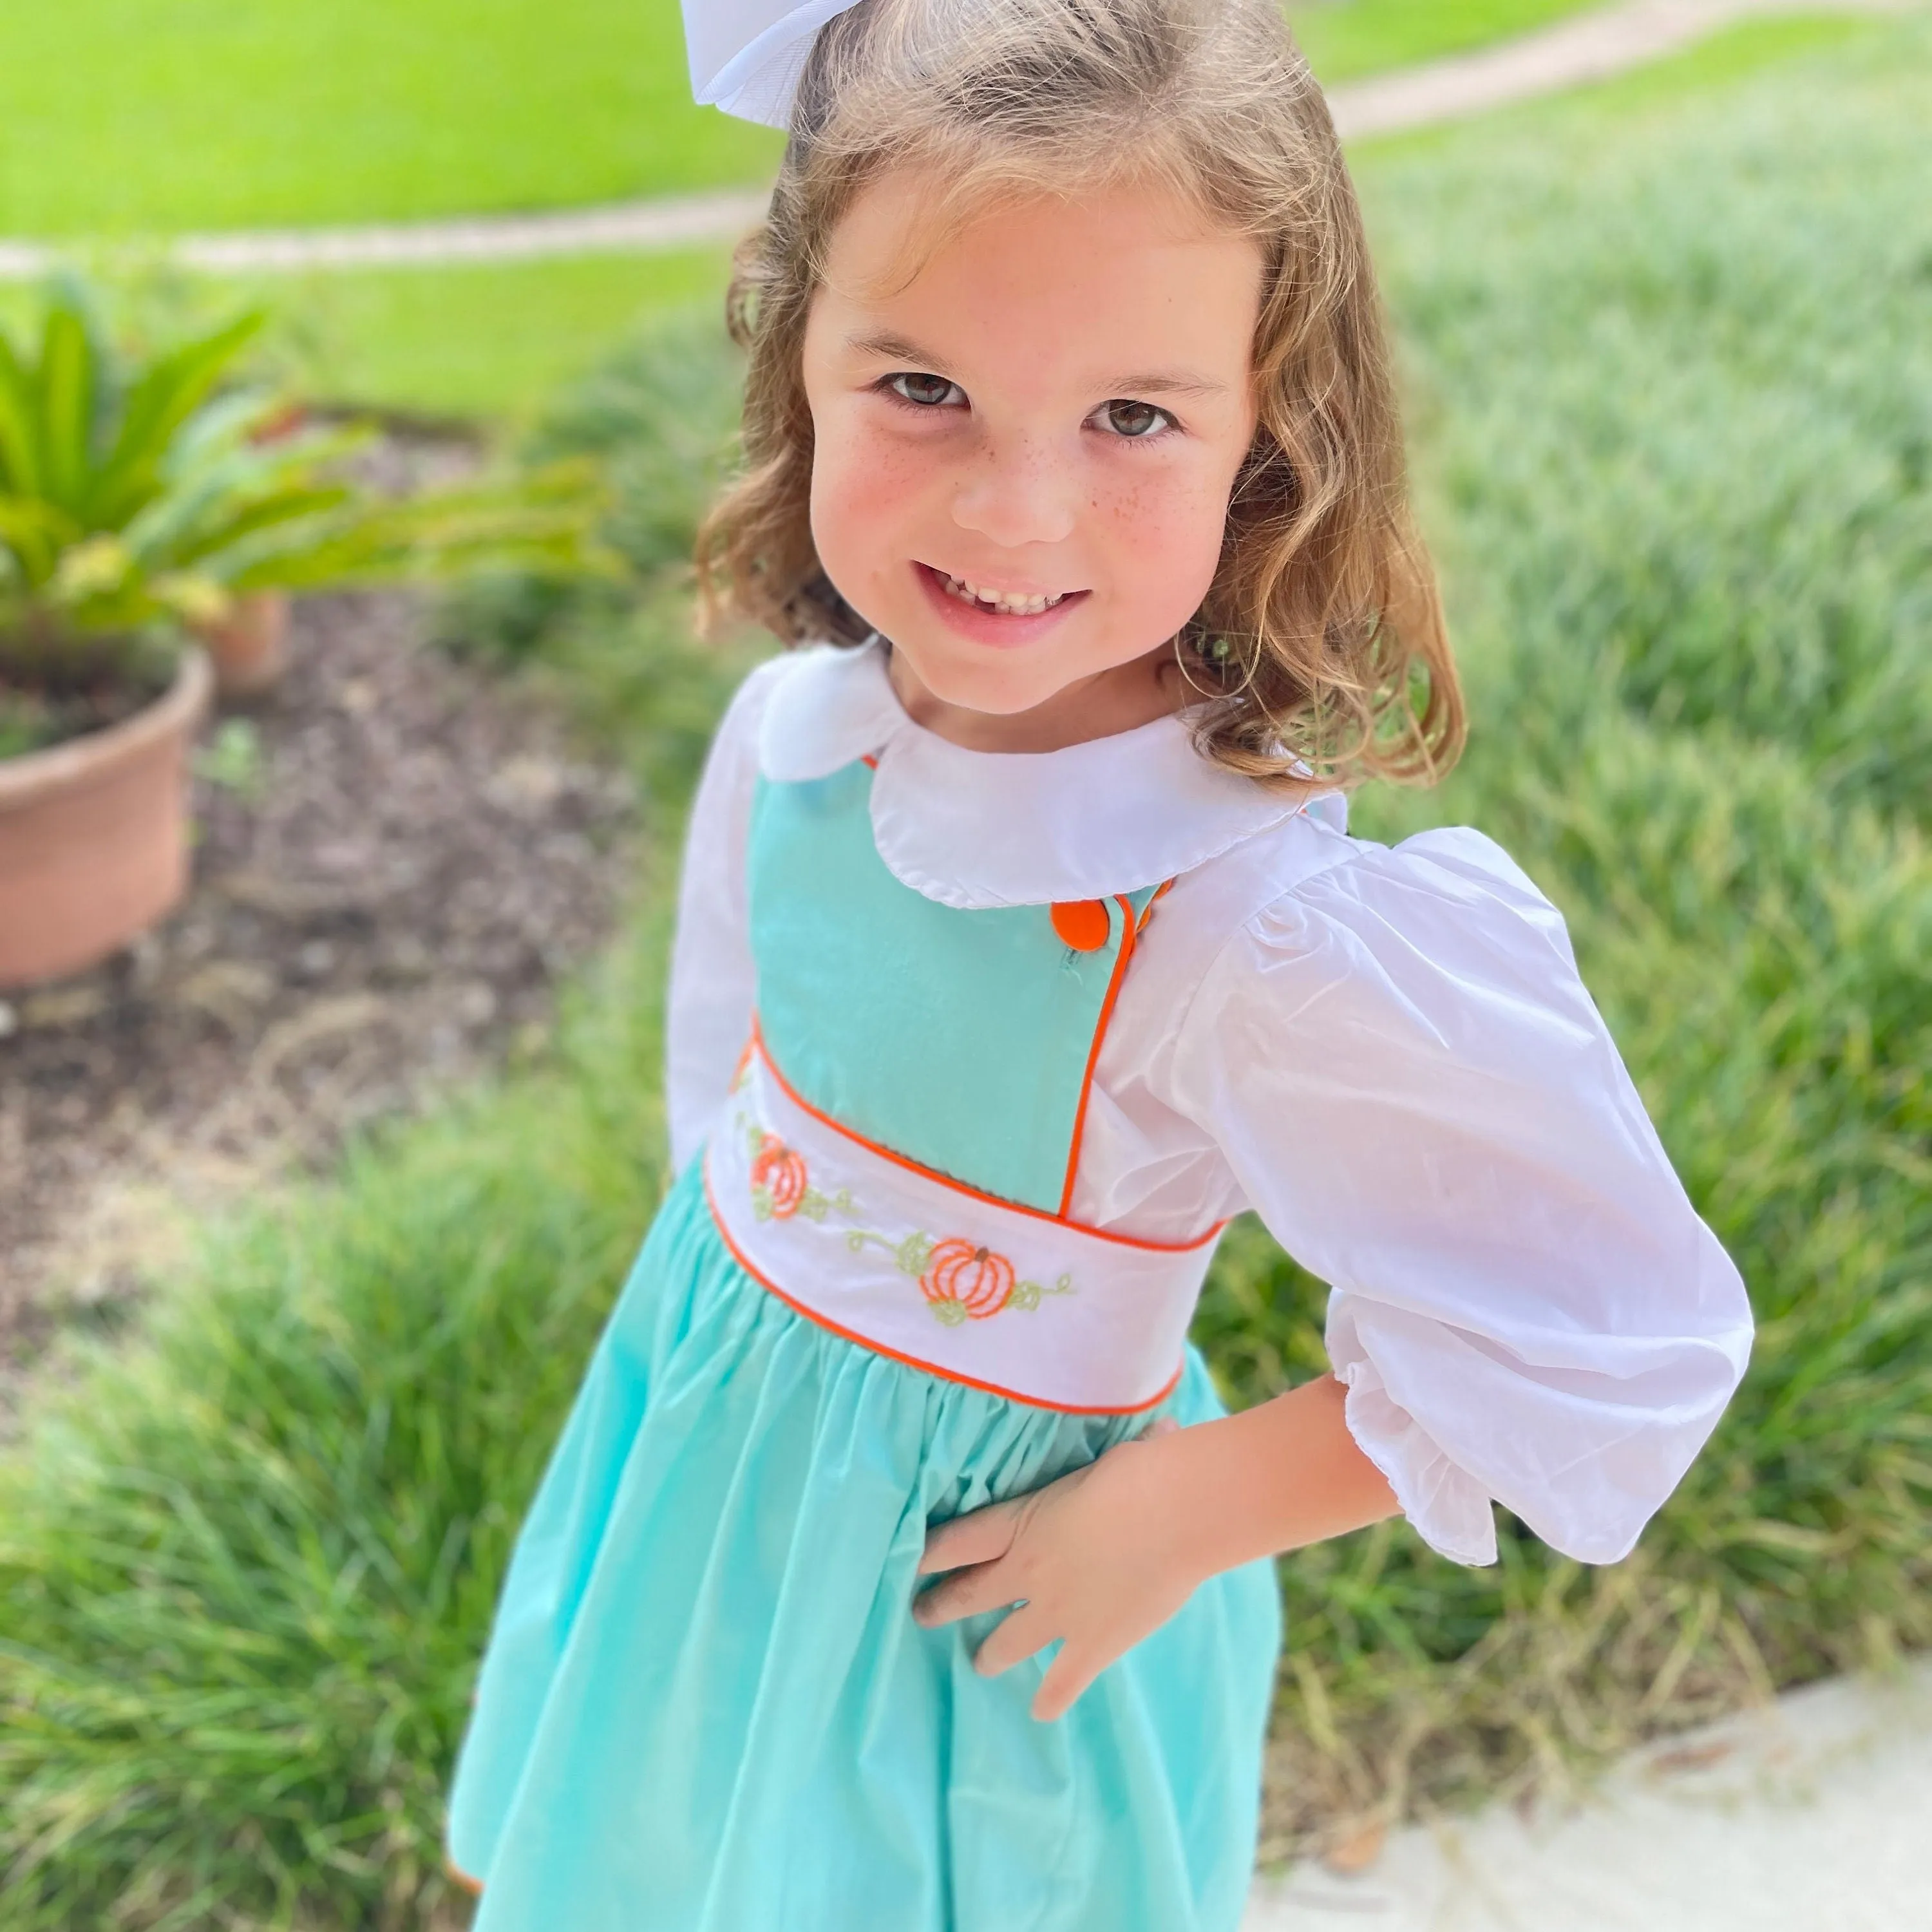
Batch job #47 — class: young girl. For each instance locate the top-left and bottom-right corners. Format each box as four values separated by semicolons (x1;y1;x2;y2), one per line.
446;0;1754;1923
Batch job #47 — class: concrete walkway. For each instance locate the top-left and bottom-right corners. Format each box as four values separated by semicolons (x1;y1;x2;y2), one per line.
1244;1660;1932;1931
1322;0;1897;138
0;0;1907;281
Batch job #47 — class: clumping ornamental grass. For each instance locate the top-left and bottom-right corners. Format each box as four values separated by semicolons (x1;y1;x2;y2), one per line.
2;18;1929;1926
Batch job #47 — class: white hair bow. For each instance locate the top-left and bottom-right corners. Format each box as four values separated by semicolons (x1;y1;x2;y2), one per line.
685;0;867;127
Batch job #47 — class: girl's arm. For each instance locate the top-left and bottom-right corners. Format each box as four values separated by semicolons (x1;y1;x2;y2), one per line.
919;824;1753;1721
1150;1371;1401;1570
664;657;790;1171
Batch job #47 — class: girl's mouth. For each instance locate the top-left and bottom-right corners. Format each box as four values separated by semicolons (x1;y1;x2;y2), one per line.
936;572;1070;616
914;562;1089;645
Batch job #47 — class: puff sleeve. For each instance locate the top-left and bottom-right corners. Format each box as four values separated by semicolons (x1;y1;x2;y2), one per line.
664;656;788;1173
1166;826;1754;1567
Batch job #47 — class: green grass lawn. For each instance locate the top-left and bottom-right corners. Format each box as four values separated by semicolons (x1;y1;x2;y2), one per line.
16;6;1861;433
254;249;741;423
1;8;1928;1927
0;0;781;236
1286;0;1600;80
0;0;1607;240
0;248;741;427
0;1;1842;432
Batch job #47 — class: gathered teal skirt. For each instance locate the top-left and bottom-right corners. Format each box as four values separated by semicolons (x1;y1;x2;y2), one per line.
447;1155;1282;1931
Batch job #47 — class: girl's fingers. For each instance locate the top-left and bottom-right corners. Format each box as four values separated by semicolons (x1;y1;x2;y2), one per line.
911;1560;1020;1629
972;1600;1054;1678
1032;1643;1102;1723
918;1500;1020;1577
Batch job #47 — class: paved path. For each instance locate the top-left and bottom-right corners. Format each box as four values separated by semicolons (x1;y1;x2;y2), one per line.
0;0;1907;281
1323;0;1897;138
1244;1660;1932;1931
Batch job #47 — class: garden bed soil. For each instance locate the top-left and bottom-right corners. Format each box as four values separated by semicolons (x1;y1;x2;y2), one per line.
0;648;176;761
0;590;636;1416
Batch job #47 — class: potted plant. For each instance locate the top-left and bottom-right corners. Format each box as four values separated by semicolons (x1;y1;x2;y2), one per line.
0;280;609;990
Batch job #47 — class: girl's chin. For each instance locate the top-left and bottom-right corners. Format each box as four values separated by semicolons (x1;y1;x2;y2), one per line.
891;633;1177;730
893;645;1069;718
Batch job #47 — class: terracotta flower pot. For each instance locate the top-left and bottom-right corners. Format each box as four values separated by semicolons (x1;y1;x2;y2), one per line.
197;590;291;698
0;648;212;990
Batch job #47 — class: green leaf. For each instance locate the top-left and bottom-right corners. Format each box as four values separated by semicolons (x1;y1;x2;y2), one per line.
160;384;283;469
37;303;97;515
48;533;134;608
167;485;351;571
0;328;43;498
0;494;82;589
83;311;266;528
219;466;612;592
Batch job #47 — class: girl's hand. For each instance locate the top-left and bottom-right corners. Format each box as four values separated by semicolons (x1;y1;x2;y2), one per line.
913;1376;1402;1721
913;1418;1202;1723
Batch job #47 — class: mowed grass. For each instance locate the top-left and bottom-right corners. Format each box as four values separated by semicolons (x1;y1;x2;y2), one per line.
1287;0;1600;80
0;0;1613;433
0;249;741;428
2;10;1857;435
0;0;781;236
0;0;1599;240
1;14;1929;1927
243;249;741;423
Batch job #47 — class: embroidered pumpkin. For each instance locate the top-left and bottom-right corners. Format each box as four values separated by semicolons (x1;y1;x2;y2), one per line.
920;1239;1016;1321
750;1135;809;1218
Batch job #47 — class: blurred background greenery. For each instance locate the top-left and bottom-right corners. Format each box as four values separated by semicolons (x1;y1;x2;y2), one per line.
0;0;1770;421
0;2;1926;1926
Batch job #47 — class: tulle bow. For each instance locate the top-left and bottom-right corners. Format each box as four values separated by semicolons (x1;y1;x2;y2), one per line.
685;0;868;126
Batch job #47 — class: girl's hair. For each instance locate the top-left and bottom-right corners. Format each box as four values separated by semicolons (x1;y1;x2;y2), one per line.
696;0;1463;790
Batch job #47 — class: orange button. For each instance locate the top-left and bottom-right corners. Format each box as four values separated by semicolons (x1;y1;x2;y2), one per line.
1050;899;1112;951
1137;876;1177;933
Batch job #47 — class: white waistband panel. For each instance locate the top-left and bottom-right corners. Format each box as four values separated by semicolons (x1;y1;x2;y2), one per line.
703;1037;1222;1414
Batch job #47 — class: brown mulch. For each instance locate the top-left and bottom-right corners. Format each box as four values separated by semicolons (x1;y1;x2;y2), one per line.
0;590;636;1414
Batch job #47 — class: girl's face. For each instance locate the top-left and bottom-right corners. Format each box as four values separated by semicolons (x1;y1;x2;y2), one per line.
801;170;1262;737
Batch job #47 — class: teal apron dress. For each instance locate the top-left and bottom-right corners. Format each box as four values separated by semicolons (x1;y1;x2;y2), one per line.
445;755;1282;1930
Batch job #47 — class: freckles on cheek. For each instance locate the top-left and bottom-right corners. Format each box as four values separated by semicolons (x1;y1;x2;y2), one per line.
1100;471;1227;598
817;426;928;559
849;446;927;523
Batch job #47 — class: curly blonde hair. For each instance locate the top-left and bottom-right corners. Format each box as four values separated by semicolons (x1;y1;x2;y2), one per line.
696;0;1463;790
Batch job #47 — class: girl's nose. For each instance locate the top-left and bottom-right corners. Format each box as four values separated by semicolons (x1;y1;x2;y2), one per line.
950;439;1077;549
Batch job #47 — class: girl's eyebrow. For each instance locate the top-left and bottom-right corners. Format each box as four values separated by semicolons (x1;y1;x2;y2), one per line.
1107;370;1227;400
848;329;1225;401
848;328;951;368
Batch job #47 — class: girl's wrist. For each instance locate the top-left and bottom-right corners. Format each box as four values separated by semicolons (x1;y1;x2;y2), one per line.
1150;1375;1402;1579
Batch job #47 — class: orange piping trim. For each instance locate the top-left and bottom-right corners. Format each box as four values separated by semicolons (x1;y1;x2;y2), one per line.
1136;875;1177;934
748;1018;1224;1255
446;1859;483;1897
705;1163;1183;1417
1056;894;1138;1219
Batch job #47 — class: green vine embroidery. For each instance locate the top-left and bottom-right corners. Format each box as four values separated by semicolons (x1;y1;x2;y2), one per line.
732;1107;1074;1323
739;1112;853;1224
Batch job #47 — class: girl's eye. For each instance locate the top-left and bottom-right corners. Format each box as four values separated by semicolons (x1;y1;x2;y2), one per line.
1094;399;1173;440
887;372;965;409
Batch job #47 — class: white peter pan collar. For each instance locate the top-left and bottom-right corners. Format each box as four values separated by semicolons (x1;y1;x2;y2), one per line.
755;639;1320;911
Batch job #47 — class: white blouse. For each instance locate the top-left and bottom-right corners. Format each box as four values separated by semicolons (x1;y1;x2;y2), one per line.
667;643;1753;1568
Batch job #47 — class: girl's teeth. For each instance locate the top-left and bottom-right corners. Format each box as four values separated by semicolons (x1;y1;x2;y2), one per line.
940;573;1066;616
